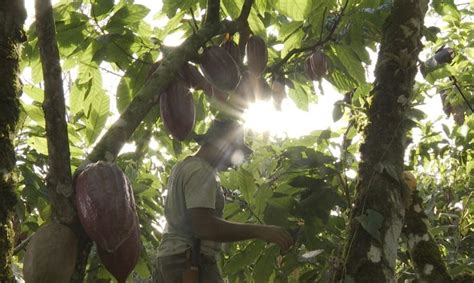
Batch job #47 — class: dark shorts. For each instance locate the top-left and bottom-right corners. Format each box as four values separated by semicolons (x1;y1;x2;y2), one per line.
153;252;224;283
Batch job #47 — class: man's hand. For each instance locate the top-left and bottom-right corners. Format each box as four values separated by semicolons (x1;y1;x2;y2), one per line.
255;225;294;252
189;208;294;251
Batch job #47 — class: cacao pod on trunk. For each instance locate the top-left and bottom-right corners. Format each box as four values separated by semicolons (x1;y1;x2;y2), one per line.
23;223;78;283
160;80;195;140
305;50;329;81
246;35;268;75
220;40;241;64
75;161;138;252
199;46;241;91
97;223;140;283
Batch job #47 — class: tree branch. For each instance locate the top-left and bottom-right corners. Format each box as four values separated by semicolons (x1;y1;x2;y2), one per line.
86;19;246;163
35;0;75;224
237;0;254;22
269;0;349;74
205;0;221;24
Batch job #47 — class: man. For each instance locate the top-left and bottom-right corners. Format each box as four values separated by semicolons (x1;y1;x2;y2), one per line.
154;119;294;282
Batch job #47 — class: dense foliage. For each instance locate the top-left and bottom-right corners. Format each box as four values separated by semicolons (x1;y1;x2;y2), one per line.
11;0;473;281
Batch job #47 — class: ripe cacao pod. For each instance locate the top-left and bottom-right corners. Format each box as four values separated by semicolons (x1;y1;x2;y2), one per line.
199;46;241;91
246;35;268;75
178;63;210;91
23;223;78;283
305;50;329;81
160;80;196;140
97;223;140;283
220;40;241;64
75;161;138;252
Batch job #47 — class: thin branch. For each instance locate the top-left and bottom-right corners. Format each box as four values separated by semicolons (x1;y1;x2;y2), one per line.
35;0;75;224
13;235;33;255
269;0;350;73
450;76;474;113
237;0;254;22
205;0;221;24
189;7;200;32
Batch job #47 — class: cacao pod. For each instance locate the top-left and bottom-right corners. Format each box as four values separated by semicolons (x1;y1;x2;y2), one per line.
160;80;196;140
305;50;329;81
97;223;140;283
75;161;138;252
23;223;78;283
199;46;241;91
233;71;256;108
178;63;210;91
402;171;417;191
246;35;268;75
220;40;241;64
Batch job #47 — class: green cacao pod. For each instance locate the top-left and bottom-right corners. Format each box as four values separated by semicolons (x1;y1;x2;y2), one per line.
199;46;241;91
75;161;138;252
220;40;241;64
23;223;78;283
305;50;329;81
246;35;268;75
160;80;196;140
97;223;140;283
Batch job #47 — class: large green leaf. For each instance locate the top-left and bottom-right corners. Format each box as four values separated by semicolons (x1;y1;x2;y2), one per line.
253;245;279;282
223;241;265;274
274;0;311;21
85;89;110;145
331;45;366;84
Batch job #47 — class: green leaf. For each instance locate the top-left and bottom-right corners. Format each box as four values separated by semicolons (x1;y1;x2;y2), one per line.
85;90;110;145
263;196;295;226
274;0;311;21
253;245;279;282
23;85;44;103
288;83;309;111
163;0;195;18
282;29;304;58
22;104;45;127
237;169;256;203
91;0;114;18
331;45;366;84
106;4;150;28
223;241;265;274
355;209;384;242
222;0;243;19
248;8;266;37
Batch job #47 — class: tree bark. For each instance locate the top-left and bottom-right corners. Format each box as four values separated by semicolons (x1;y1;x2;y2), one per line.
336;1;428;282
403;190;453;283
35;0;92;281
0;0;26;281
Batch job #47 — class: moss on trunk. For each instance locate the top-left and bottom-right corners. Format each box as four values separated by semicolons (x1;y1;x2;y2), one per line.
0;1;26;281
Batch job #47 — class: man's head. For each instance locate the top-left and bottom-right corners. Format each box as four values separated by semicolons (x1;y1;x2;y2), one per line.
196;119;252;170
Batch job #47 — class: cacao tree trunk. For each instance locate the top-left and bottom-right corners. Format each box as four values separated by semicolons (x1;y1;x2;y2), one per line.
0;0;26;281
336;1;428;282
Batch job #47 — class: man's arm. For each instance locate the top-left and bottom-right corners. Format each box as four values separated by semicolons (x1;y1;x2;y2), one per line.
189;208;294;251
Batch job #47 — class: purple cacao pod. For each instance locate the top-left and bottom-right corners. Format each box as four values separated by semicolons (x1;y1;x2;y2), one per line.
160;80;196;140
75;161;137;252
246;35;268;75
199;46;241;91
97;223;140;283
